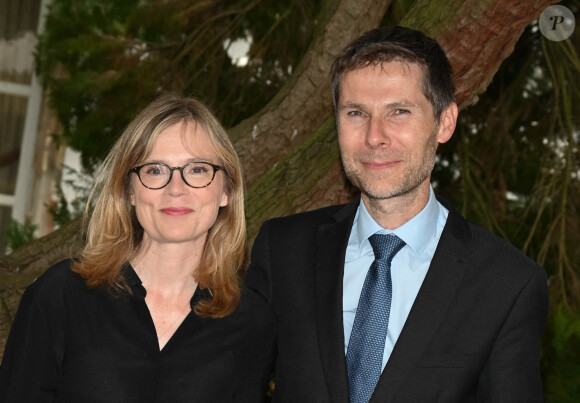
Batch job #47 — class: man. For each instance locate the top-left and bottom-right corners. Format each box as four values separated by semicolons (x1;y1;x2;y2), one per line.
247;26;548;402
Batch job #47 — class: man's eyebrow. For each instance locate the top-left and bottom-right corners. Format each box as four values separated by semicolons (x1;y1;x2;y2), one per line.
339;102;366;110
339;100;419;110
386;101;418;109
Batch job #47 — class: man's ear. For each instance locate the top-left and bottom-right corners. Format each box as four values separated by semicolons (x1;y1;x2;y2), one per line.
437;102;458;144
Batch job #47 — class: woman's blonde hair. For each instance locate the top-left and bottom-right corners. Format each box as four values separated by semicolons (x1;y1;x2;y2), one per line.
73;93;246;317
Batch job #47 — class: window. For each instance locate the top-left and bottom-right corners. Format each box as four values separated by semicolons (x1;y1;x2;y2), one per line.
0;0;44;253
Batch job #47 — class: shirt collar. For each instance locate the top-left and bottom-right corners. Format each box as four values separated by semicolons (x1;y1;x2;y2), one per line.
354;186;440;255
122;263;211;307
123;263;142;285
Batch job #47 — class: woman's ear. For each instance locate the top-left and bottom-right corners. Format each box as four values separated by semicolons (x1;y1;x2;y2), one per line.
220;192;228;208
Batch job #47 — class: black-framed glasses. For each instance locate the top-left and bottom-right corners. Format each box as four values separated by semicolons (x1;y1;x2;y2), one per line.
129;162;222;189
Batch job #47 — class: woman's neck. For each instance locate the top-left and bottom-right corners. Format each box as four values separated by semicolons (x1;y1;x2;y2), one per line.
130;238;202;291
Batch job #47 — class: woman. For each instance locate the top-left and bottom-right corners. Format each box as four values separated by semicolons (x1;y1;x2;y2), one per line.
0;94;275;402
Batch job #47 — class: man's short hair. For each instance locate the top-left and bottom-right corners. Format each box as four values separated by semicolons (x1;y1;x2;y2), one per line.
331;26;456;122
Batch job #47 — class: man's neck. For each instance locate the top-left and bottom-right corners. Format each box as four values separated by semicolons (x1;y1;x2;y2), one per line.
362;183;431;230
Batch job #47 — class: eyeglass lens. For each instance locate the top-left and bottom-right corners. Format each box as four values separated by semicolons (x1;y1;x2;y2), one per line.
138;162;217;189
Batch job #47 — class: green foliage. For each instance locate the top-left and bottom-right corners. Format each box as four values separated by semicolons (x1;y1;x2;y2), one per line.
542;303;580;402
3;218;37;255
45;187;80;228
36;0;322;171
45;165;93;227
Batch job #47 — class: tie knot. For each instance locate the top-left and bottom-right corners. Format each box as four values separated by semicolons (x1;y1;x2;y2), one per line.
368;233;406;262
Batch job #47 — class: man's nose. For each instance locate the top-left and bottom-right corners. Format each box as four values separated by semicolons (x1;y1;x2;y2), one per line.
365;117;391;148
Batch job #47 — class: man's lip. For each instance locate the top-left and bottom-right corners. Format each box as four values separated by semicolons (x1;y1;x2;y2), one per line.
362;160;401;169
160;207;193;216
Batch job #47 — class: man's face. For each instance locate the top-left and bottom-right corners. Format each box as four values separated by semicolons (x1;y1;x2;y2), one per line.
337;62;455;203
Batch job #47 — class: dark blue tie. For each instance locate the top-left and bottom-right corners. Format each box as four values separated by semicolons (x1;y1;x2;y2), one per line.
346;233;406;403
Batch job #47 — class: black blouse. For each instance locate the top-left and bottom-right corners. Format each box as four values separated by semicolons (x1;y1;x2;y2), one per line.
0;259;276;402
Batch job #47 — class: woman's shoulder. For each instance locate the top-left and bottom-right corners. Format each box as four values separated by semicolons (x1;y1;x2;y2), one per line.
24;258;86;298
6;259;89;328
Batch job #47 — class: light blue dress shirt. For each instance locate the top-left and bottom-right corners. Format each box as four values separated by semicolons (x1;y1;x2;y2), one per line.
343;187;448;370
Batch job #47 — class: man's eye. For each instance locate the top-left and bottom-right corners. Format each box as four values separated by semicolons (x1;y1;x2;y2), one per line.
347;110;365;117
393;109;410;115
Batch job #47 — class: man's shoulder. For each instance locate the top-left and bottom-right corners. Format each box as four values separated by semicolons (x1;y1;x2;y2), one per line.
469;221;540;265
445;206;544;280
262;202;356;230
437;195;544;280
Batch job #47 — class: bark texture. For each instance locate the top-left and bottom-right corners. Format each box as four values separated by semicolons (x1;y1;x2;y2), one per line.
230;0;395;186
423;0;561;108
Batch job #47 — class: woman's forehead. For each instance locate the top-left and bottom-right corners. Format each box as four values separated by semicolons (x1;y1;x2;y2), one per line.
144;121;220;162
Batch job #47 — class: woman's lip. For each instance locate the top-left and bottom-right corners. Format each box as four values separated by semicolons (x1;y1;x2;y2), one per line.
160;208;193;216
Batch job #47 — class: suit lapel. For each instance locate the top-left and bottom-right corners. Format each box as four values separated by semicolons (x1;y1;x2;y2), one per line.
314;202;357;403
371;203;474;402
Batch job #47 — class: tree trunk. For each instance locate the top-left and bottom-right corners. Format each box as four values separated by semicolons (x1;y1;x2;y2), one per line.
0;0;557;353
405;0;560;108
245;0;557;236
230;0;395;186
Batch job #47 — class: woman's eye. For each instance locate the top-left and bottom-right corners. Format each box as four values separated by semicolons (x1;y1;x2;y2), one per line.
144;165;165;175
190;165;210;175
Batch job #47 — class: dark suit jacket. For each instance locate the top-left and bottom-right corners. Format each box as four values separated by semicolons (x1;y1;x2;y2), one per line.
246;197;548;402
